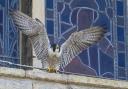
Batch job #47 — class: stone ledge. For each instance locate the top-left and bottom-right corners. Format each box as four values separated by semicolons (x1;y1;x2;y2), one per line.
0;67;128;89
0;67;25;78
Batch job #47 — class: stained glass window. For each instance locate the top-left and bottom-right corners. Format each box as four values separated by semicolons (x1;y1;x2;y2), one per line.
45;0;128;80
0;0;19;67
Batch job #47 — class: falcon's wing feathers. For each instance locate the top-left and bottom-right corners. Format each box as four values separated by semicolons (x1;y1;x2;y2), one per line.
60;27;106;68
9;9;42;35
10;10;50;62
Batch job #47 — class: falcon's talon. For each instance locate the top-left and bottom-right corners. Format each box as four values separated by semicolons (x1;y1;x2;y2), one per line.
47;67;57;73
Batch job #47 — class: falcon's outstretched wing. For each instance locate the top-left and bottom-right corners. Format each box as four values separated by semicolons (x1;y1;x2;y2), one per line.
10;10;50;63
60;27;106;68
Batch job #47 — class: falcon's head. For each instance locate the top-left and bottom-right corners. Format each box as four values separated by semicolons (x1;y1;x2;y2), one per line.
51;44;60;53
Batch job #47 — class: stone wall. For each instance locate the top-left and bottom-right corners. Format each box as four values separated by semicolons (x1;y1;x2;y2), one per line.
0;67;128;89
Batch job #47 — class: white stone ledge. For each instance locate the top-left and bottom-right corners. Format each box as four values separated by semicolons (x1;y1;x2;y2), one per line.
0;67;128;89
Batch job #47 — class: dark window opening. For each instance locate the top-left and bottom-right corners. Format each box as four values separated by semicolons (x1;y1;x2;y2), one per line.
20;0;33;69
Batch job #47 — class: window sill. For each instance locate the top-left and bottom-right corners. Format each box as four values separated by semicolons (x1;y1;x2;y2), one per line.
0;67;128;89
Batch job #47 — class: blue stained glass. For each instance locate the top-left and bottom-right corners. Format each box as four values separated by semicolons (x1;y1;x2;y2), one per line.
106;7;113;19
96;0;106;11
46;10;53;18
118;67;125;78
9;30;15;39
0;45;2;55
9;0;19;9
70;0;98;10
61;23;71;34
63;26;76;39
46;0;53;9
45;0;127;80
102;72;114;78
46;20;54;34
118;53;125;67
12;43;18;57
94;11;98;21
13;58;20;65
12;50;17;57
117;27;124;41
63;27;76;39
48;35;54;45
71;8;79;25
79;50;88;65
118;42;125;51
116;1;123;16
65;58;97;76
0;10;3;23
0;25;3;39
117;17;124;26
0;25;2;55
77;9;93;29
100;51;114;75
0;3;4;56
99;38;111;53
61;4;71;23
106;46;114;58
0;0;5;6
64;0;71;3
0;0;20;67
94;13;110;32
57;2;64;12
99;39;109;51
9;16;19;58
89;46;99;73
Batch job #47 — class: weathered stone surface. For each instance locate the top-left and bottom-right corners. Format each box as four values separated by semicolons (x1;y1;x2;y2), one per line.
0;67;25;78
33;81;108;89
26;69;128;89
68;85;109;89
33;81;67;89
0;67;128;89
0;78;6;89
26;69;68;82
0;77;32;89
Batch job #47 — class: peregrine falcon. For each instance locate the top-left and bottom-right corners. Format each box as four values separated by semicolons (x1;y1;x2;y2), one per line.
10;10;106;73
